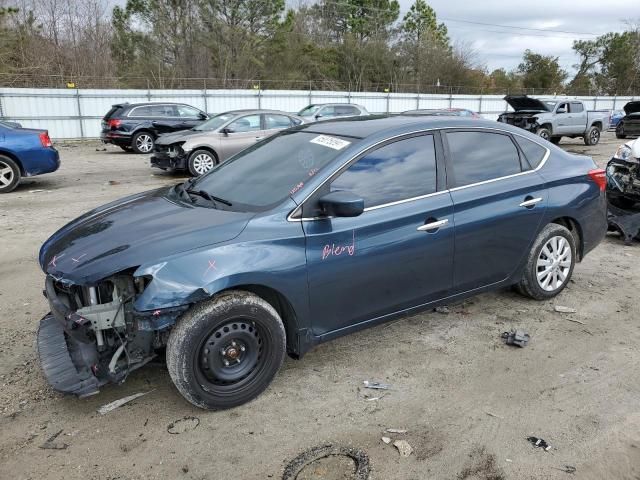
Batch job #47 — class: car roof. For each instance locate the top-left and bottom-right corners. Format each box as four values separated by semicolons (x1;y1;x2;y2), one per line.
217;109;298;115
305;103;365;108
113;102;199;108
298;114;503;139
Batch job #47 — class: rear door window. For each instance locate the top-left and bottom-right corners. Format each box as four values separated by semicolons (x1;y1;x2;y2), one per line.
570;102;584;113
335;105;359;116
331;134;437;208
446;131;522;188
129;105;153;117
150;105;176;117
514;135;547;169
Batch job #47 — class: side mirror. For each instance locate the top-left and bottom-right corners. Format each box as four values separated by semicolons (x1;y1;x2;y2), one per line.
314;113;323;119
221;127;234;135
557;107;567;114
199;113;208;120
318;191;364;217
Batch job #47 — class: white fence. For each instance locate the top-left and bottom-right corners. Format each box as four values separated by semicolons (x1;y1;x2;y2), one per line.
0;87;636;139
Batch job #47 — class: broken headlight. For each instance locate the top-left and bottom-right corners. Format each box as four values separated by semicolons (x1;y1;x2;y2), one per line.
613;144;633;161
168;142;186;158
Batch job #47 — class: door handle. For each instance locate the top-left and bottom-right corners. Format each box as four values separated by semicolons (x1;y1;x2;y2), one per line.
417;218;448;232
519;197;543;208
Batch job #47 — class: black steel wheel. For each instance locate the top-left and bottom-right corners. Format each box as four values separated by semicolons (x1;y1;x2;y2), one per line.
166;290;286;410
584;126;600;146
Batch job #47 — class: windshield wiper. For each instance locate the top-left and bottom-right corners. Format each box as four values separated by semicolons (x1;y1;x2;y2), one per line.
186;188;233;206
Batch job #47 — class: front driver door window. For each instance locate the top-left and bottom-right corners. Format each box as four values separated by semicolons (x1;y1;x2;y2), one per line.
219;114;263;161
303;133;454;336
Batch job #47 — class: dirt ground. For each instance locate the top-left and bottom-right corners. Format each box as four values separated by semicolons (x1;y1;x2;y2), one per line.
1;132;639;480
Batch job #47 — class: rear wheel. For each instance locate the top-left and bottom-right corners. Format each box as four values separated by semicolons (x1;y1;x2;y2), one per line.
0;155;20;193
584;126;600;145
132;131;154;154
188;149;217;176
166;291;286;410
616;124;626;139
517;224;576;300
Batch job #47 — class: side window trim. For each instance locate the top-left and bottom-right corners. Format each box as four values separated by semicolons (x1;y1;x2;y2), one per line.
303;131;444;216
441;128;527;191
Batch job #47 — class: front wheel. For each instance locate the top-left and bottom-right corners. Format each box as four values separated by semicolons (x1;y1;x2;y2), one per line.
166;291;286;410
188;149;218;176
536;127;552;142
584;126;601;145
517;224;576;300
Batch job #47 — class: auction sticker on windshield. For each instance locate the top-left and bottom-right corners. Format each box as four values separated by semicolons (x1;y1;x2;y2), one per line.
310;135;351;150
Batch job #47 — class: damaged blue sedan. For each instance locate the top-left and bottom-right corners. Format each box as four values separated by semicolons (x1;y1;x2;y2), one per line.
38;116;607;409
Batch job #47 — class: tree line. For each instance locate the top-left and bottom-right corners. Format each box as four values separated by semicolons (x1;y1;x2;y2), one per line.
0;0;638;95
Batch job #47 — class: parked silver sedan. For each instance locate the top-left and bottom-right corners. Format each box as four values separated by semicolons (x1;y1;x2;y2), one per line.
297;103;369;122
151;109;304;176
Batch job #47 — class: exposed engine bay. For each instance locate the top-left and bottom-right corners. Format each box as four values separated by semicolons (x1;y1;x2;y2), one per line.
38;273;186;397
606;141;640;244
497;112;540;132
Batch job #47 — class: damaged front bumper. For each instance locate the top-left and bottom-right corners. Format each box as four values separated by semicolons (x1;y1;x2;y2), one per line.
38;274;187;397
150;144;189;170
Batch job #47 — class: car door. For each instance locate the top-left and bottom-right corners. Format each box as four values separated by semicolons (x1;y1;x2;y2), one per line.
149;104;182;135
444;130;548;293
303;132;454;337
217;114;263;161
555;102;571;134
569;102;586;132
176;104;206;129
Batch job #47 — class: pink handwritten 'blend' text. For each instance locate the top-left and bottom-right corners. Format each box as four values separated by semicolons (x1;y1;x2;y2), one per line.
321;231;356;260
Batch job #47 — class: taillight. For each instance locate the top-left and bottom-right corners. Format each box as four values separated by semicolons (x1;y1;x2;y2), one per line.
107;119;121;129
39;131;52;148
588;168;606;191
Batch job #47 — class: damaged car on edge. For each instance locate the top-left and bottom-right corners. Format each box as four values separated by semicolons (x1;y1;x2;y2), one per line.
38;115;607;410
606;138;640;243
615;101;640;139
151;109;304;176
498;95;608;145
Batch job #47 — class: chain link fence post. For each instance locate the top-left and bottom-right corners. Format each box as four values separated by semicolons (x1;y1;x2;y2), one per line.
75;88;84;138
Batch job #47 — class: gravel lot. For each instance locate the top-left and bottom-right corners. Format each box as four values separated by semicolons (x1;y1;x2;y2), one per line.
1;132;639;480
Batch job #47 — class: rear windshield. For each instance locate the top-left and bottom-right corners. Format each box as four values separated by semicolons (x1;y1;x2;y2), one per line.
103;106;121;119
192;131;354;210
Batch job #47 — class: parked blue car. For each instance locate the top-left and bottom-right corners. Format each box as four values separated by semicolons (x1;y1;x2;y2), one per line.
0;123;59;193
37;116;607;409
609;110;625;129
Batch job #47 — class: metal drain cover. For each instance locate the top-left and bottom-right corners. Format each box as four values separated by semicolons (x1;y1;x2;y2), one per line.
283;444;370;480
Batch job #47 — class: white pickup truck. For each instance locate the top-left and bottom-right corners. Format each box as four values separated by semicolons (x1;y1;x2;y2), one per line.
498;96;610;146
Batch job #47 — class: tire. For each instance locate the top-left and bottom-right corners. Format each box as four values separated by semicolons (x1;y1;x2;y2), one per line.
131;131;155;154
536;127;552;142
166;290;286;410
550;137;561;145
187;149;218;176
517;223;576;300
616;124;626;139
0;155;21;193
584;126;601;146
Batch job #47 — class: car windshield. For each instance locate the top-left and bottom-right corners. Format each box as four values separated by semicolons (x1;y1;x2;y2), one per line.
193;113;236;131
191;131;354;210
298;105;321;116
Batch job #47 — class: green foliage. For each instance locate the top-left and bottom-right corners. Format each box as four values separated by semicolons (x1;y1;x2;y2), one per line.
401;0;448;46
517;49;567;91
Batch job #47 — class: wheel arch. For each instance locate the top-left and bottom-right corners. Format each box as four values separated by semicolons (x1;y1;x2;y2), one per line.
550;216;584;261
189;146;219;162
591;121;603;131
219;284;301;358
0;149;24;175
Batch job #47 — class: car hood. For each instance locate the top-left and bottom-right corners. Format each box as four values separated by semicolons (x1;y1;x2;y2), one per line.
39;187;254;284
156;129;211;145
504;95;551;112
623;101;640;116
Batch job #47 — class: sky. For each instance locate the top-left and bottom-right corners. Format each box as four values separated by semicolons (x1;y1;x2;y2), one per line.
409;0;638;74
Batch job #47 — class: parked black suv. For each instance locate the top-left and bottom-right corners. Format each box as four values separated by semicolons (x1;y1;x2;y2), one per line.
101;102;209;153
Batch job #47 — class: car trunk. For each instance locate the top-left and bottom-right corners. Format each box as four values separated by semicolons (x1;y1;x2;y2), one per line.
623;101;640;117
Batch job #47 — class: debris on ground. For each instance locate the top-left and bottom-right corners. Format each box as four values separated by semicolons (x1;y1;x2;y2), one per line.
484;411;504;419
363;380;390;390
167;416;200;434
554;306;577;314
552;465;577;474
96;147;107;151
385;428;407;434
381;436;391;444
393;439;413;457
97;391;152;415
564;317;586;325
434;306;450;314
106;180;121;186
501;329;530;347
527;436;552;451
282;444;370;480
39;429;68;450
